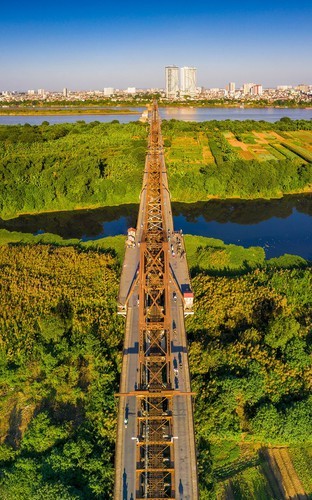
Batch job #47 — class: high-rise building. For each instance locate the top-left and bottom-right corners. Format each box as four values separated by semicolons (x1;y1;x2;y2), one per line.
104;87;114;96
165;65;179;98
297;84;309;92
243;83;254;95
228;82;236;93
251;84;263;96
63;87;68;98
180;67;197;96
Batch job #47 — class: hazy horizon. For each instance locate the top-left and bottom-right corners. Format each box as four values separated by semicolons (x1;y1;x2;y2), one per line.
1;0;311;91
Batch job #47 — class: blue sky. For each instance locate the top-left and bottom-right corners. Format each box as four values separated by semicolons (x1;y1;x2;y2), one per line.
1;0;311;91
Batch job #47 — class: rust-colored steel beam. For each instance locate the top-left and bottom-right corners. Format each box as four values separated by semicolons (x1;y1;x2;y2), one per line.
135;101;175;499
115;100;198;500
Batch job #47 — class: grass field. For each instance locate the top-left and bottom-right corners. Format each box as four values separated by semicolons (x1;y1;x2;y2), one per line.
288;446;312;494
213;446;311;499
165;133;208;173
217;466;274;500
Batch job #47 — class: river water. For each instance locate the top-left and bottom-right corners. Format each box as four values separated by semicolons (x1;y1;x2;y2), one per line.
1;195;311;260
0;106;312;125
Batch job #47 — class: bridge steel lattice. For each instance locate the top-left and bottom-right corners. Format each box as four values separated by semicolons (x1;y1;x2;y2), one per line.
136;103;175;498
114;101;198;500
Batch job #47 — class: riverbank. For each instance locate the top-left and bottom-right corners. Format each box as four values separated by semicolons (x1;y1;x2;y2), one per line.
160;103;312;109
1;193;311;260
0;229;309;267
1;100;311;113
1;186;311;221
0;107;140;116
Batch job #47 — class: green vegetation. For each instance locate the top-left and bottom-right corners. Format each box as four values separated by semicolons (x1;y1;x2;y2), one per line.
0;117;311;496
0;228;80;246
162;120;312;200
1;96;311;110
185;237;311;498
282;142;312;162
0;107;139;116
0;239;124;498
184;235;265;274
0;121;147;219
0;232;311;497
288;446;312;492
0;229;126;263
216;465;274;500
184;235;309;275
1;119;312;220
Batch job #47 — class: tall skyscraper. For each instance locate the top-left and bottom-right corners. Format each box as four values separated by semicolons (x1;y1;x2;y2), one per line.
165;65;179;98
229;82;236;93
180;67;197;96
104;87;114;96
251;84;263;96
243;83;254;95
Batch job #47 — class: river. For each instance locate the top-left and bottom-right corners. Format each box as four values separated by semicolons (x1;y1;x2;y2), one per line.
1;194;311;260
0;106;312;125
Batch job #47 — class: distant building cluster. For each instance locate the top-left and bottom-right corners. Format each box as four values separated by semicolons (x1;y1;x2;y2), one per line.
0;66;311;105
165;66;198;98
241;82;263;95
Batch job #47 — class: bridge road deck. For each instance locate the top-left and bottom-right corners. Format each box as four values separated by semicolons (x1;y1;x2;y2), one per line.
114;107;198;500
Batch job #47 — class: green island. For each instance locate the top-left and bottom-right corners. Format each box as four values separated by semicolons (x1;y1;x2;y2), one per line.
0;118;312;220
0;107;140;116
0;119;311;498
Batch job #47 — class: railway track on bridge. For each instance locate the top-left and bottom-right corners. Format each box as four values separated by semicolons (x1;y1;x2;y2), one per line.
114;101;198;500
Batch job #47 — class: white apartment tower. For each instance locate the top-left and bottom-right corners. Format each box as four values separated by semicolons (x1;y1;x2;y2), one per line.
180;67;197;96
165;65;179;98
229;82;236;93
104;87;115;96
243;83;254;95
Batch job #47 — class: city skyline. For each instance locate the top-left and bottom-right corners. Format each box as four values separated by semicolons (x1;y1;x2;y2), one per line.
1;0;312;91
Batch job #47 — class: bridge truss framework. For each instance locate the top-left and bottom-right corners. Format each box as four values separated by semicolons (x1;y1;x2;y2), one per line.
136;104;175;498
115;101;198;499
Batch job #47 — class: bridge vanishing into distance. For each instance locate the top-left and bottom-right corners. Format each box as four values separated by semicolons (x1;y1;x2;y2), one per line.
114;101;198;500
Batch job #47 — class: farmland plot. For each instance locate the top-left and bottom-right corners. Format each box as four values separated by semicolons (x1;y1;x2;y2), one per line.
262;448;309;500
222;130;312;164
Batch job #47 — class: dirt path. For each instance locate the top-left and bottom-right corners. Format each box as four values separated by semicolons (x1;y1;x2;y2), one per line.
265;447;308;499
252;131;269;143
223;482;235;500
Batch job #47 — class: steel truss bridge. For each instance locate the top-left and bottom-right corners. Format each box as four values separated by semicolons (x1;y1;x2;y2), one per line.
114;101;198;499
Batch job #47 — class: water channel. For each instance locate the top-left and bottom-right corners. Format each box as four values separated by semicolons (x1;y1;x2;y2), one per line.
0;106;312;125
1;195;311;260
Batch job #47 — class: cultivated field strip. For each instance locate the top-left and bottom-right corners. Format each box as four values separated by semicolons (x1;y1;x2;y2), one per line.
266;448;308;499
